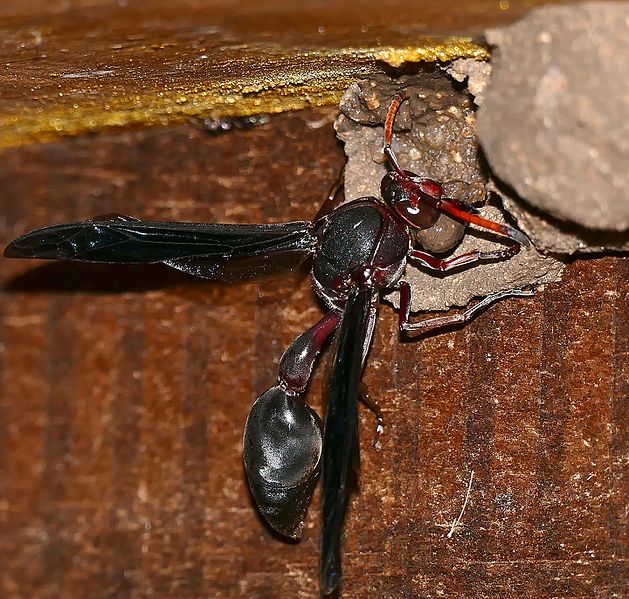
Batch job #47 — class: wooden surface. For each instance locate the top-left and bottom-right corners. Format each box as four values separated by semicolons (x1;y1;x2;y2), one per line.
0;0;588;148
0;110;627;598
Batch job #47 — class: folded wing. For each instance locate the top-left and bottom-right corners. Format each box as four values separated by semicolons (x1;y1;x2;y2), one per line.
4;214;316;281
320;285;378;595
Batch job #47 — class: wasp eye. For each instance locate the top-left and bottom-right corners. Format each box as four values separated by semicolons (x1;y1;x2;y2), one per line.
396;199;439;229
381;172;439;229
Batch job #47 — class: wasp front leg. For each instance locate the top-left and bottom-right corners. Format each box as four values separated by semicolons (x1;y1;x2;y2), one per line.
408;243;520;272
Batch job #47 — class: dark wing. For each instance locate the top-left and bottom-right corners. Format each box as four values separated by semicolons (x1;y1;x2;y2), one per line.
4;214;316;281
320;285;378;595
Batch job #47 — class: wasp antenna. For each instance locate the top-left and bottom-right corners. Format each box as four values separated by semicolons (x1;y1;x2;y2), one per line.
383;93;411;176
438;200;531;247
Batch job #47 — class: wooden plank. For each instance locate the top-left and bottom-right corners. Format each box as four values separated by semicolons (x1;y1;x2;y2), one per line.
0;0;584;147
0;110;626;597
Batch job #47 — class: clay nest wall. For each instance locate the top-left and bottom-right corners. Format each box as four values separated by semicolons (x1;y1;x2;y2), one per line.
335;2;628;311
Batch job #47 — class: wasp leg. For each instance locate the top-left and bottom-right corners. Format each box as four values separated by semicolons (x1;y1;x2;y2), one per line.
358;381;384;447
398;280;534;335
434;198;531;248
313;169;345;222
408;244;519;273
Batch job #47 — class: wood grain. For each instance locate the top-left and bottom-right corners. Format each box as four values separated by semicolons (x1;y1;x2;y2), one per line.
0;110;627;598
0;0;587;148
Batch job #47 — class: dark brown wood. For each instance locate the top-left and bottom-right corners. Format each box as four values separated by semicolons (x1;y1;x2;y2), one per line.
0;109;626;598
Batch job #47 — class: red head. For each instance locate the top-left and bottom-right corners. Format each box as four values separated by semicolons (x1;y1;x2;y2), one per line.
381;93;530;250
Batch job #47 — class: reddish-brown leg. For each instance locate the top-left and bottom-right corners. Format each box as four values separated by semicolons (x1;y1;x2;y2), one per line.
312;169;345;222
398;280;534;335
358;381;384;447
433;199;531;248
409;244;519;272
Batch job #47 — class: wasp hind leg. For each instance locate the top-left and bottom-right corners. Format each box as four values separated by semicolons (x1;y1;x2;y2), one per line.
358;381;384;448
398;280;534;335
